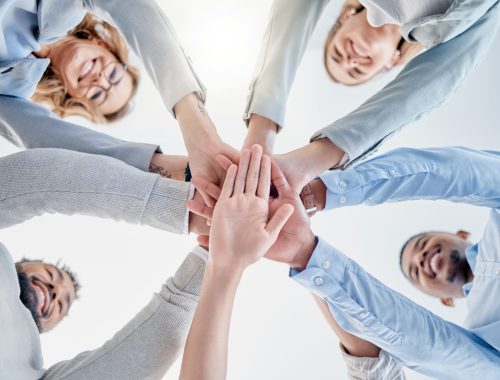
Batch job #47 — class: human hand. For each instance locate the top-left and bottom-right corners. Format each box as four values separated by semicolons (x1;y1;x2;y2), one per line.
265;160;317;270
174;93;239;207
273;138;345;193
200;145;294;271
188;189;211;236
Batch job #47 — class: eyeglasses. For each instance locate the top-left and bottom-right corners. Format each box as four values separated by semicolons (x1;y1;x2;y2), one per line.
85;61;127;106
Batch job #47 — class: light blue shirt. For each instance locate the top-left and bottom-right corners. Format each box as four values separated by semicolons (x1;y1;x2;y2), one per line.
292;147;500;379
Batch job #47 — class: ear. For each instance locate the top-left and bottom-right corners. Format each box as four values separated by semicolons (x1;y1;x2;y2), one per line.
385;49;401;69
440;297;455;307
456;230;470;241
339;7;357;24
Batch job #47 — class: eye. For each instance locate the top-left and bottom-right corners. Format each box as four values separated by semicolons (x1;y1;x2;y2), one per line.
90;90;103;101
353;67;364;75
108;68;119;82
415;267;419;279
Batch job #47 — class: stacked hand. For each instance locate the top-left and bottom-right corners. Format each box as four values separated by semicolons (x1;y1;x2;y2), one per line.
189;145;318;270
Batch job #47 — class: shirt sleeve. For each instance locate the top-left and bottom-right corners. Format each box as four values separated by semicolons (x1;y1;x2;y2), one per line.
0;148;191;234
318;147;500;211
42;248;207;380
86;0;206;114
290;237;500;379
339;344;406;380
0;96;158;171
243;0;330;130
312;1;500;168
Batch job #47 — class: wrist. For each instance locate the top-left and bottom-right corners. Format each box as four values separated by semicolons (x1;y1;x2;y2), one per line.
244;114;277;154
206;259;245;282
304;138;345;174
309;178;326;211
175;93;218;142
290;233;317;271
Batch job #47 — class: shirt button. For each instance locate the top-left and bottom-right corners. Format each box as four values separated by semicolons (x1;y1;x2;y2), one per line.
322;260;331;270
389;169;397;176
313;276;324;286
496;268;500;275
339;180;347;188
338;196;347;204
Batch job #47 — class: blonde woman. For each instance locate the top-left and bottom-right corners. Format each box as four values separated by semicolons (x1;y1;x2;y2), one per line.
0;0;238;192
243;0;500;185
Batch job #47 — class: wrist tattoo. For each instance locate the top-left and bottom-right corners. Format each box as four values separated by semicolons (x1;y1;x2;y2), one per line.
197;97;207;117
149;163;172;178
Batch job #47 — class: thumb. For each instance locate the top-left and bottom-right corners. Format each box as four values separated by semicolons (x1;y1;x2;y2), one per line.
216;154;234;171
265;203;294;238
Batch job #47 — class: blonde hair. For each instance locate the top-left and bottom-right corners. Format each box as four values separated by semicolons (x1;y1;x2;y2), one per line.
32;13;140;123
323;0;423;84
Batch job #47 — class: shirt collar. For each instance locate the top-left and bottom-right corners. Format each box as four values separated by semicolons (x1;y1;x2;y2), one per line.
462;244;478;296
37;0;87;45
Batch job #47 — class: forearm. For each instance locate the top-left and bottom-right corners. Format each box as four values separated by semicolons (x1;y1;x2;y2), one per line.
149;153;188;181
316;147;500;211
43;250;206;380
0;149;192;234
313;295;380;358
243;114;278;154
244;0;330;129
0;96;157;171
180;262;243;380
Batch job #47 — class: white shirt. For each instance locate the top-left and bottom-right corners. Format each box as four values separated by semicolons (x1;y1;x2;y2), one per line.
361;0;454;27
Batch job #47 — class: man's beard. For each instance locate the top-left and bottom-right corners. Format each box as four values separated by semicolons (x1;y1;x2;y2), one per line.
446;250;469;284
18;273;42;331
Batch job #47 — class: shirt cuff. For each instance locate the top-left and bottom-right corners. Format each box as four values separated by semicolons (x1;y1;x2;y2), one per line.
182;184;196;235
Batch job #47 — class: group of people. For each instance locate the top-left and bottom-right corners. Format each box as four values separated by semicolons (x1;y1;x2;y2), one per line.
1;0;499;379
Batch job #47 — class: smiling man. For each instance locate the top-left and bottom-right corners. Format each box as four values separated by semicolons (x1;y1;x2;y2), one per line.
276;146;499;379
15;258;79;333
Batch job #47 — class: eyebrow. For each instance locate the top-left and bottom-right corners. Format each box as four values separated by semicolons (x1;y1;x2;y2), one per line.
55;267;64;281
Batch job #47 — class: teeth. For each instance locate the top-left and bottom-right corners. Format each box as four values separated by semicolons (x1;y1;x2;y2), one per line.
352;42;367;57
430;253;440;275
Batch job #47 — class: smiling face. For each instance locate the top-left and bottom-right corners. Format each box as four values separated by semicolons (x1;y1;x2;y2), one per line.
325;8;401;85
16;261;77;333
401;231;474;303
48;36;133;115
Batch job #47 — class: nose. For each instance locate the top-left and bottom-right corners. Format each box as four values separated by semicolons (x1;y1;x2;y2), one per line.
345;56;359;68
92;71;111;90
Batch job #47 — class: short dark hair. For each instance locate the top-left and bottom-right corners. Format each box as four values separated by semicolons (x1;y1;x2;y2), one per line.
399;232;428;279
15;258;81;299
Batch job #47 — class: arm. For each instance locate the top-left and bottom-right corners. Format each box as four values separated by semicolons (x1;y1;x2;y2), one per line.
180;146;293;380
242;0;330;153
314;147;500;211
290;238;500;380
314;296;407;380
42;248;207;380
0;96;158;171
0;148;209;235
277;2;500;190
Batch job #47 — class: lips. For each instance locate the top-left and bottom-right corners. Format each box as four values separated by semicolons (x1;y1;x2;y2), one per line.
32;279;50;315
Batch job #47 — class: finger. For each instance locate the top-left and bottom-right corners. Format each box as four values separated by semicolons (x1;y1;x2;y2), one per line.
233;149;251;195
197;235;209;249
216;154;234;172
245;145;263;195
187;199;214;221
220;164;238;199
265;204;294;239
257;154;271;200
270;159;291;196
192;177;221;201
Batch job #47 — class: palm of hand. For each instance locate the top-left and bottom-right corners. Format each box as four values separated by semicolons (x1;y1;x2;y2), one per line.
210;195;270;268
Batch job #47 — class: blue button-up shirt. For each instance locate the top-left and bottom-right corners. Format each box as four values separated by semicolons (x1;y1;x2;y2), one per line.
291;147;500;379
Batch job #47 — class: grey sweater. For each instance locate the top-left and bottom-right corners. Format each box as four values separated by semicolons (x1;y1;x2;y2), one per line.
0;242;207;380
0;148;192;234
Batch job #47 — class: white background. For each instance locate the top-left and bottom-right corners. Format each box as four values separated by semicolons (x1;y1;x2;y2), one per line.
1;1;499;379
